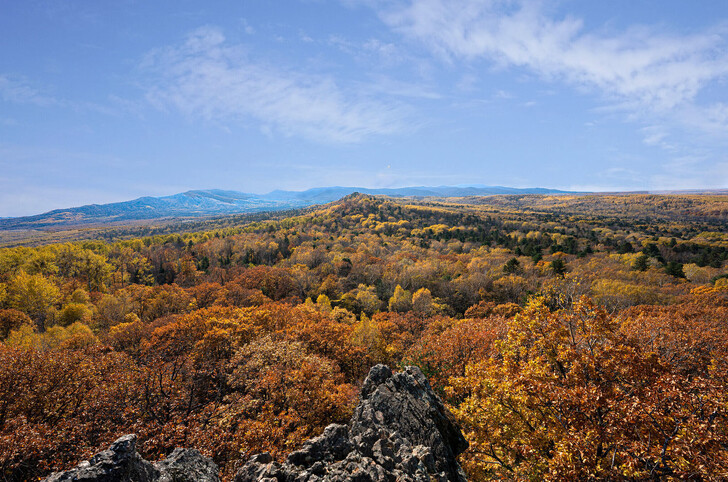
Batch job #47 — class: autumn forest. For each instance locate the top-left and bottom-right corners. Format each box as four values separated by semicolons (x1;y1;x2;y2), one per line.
1;193;728;480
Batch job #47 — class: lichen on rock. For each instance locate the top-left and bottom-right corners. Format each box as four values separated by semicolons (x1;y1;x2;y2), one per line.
235;364;469;481
43;434;220;482
43;365;468;482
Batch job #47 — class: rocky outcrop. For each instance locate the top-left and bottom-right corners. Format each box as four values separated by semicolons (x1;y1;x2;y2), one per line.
43;365;468;482
235;365;469;481
43;434;220;482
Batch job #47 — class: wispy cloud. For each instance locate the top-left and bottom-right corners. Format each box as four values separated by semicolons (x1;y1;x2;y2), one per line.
374;0;728;120
0;75;58;106
261;160;471;190
650;154;728;190
0;74;123;116
358;74;441;100
141;26;411;143
679;102;728;136
641;125;676;150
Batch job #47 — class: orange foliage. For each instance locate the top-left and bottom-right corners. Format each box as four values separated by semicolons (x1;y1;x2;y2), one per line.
405;316;505;391
449;296;728;480
1;194;727;480
218;336;355;459
235;266;300;301
0;346;141;480
0;309;32;339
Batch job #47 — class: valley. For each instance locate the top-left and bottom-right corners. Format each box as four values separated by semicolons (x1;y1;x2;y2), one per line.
0;193;727;480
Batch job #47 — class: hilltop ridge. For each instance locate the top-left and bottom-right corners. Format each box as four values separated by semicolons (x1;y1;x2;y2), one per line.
0;185;570;230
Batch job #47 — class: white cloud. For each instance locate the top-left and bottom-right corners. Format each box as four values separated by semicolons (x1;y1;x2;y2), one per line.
0;74;123;116
455;73;478;92
376;0;728;114
646;152;728;190
141;26;410;143
0;75;58;106
267;161;469;190
493;89;513;99
359;74;441;100
641;126;667;146
362;38;404;65
641;125;676;150
680;102;728;136
241;18;255;35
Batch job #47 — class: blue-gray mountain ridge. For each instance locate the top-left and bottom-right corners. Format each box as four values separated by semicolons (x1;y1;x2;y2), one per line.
0;185;569;230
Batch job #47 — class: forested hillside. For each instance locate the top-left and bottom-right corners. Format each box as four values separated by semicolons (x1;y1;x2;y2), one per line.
1;194;727;480
0;185;570;231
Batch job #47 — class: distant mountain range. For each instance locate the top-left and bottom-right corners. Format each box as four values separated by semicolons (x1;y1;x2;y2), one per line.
0;185;570;230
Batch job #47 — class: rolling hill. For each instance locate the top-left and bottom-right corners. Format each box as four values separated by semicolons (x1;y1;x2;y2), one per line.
0;185;570;230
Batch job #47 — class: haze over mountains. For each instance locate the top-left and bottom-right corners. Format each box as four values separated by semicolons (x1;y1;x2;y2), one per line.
0;185;569;230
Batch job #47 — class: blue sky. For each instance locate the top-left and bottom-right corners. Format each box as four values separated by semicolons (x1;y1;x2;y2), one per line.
1;0;728;216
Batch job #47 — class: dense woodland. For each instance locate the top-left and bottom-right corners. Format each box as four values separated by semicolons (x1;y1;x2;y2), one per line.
1;193;728;480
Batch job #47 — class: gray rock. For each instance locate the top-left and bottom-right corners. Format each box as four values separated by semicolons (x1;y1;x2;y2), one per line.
235;365;469;481
154;447;221;482
44;365;467;482
287;424;354;467
353;365;468;481
43;434;220;482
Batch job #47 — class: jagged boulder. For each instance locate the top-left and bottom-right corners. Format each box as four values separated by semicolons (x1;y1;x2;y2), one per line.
44;365;467;482
43;434;220;482
235;365;469;481
155;447;221;482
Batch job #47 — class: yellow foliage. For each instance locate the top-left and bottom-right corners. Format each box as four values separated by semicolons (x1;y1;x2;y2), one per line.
592;279;665;309
412;287;434;315
316;294;332;312
58;302;93;327
388;285;412;313
6;270;60;328
5;322;97;350
451;293;728;480
351;315;386;361
424;224;449;235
